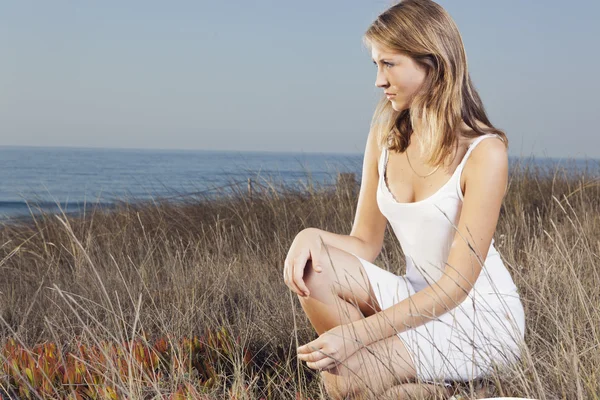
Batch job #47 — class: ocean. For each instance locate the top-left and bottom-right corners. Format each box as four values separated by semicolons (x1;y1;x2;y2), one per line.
1;146;598;224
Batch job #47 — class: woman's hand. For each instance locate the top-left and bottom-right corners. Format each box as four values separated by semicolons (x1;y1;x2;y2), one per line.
283;228;324;298
296;324;363;371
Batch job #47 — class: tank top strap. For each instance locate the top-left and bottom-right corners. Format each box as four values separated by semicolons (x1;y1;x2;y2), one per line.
455;133;504;201
377;145;387;177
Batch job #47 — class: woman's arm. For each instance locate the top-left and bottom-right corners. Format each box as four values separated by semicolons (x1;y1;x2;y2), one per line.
312;127;387;263
350;137;509;346
307;228;378;264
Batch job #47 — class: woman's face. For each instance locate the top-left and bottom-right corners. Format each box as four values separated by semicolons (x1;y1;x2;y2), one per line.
370;43;427;112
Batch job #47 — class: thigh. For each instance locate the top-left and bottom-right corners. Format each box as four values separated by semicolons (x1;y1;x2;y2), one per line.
448;299;525;379
309;245;383;317
404;299;523;383
322;334;417;398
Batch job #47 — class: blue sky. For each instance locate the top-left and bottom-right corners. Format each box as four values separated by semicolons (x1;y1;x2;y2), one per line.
1;0;598;158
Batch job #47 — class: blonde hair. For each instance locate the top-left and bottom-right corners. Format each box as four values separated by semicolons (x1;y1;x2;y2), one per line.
363;0;508;167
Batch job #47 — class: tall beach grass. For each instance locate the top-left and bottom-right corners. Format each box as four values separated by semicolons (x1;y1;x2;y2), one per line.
0;156;599;399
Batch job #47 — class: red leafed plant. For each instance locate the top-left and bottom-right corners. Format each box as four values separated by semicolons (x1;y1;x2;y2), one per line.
1;326;254;399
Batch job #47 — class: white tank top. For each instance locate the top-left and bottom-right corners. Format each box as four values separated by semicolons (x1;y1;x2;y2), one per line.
377;133;518;296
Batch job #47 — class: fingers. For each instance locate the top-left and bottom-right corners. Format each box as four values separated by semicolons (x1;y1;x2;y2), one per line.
307;359;336;371
284;249;310;297
297;345;331;362
311;236;324;273
297;349;322;361
284;259;305;297
293;254;311;297
297;348;337;371
284;242;324;297
296;343;312;355
297;346;322;362
312;263;323;273
298;341;340;371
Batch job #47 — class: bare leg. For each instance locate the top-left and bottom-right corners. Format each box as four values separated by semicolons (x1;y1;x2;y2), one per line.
382;383;454;399
297;246;381;335
295;246;424;399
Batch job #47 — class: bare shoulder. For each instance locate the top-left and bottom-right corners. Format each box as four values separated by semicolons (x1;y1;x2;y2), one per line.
469;135;508;166
462;135;509;197
368;126;383;160
461;119;507;167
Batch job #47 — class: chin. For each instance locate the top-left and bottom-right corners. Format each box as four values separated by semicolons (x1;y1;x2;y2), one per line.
390;101;407;112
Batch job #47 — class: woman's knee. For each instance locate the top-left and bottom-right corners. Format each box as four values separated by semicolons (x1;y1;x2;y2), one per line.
300;248;342;293
298;247;375;316
300;258;332;295
307;246;367;292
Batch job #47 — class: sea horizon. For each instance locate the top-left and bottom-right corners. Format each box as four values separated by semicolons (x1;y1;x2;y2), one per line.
3;144;600;162
2;145;598;224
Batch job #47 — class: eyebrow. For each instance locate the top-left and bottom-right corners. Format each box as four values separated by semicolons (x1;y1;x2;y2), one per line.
372;57;392;63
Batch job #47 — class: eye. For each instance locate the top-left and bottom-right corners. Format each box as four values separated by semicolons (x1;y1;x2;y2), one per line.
372;60;394;68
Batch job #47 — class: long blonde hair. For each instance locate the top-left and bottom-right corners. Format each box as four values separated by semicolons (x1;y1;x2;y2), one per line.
364;0;508;167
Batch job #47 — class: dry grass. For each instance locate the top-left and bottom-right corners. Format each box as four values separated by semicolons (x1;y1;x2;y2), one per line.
0;156;599;399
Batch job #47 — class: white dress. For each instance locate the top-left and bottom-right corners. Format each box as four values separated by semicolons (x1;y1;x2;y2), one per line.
348;133;526;385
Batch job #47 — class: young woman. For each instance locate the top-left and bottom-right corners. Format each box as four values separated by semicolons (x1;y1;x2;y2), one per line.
283;0;526;398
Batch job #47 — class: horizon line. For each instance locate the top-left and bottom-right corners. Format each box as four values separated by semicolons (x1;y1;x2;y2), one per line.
0;144;598;162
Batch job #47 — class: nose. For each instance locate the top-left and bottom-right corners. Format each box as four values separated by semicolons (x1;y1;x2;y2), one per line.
375;67;389;89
